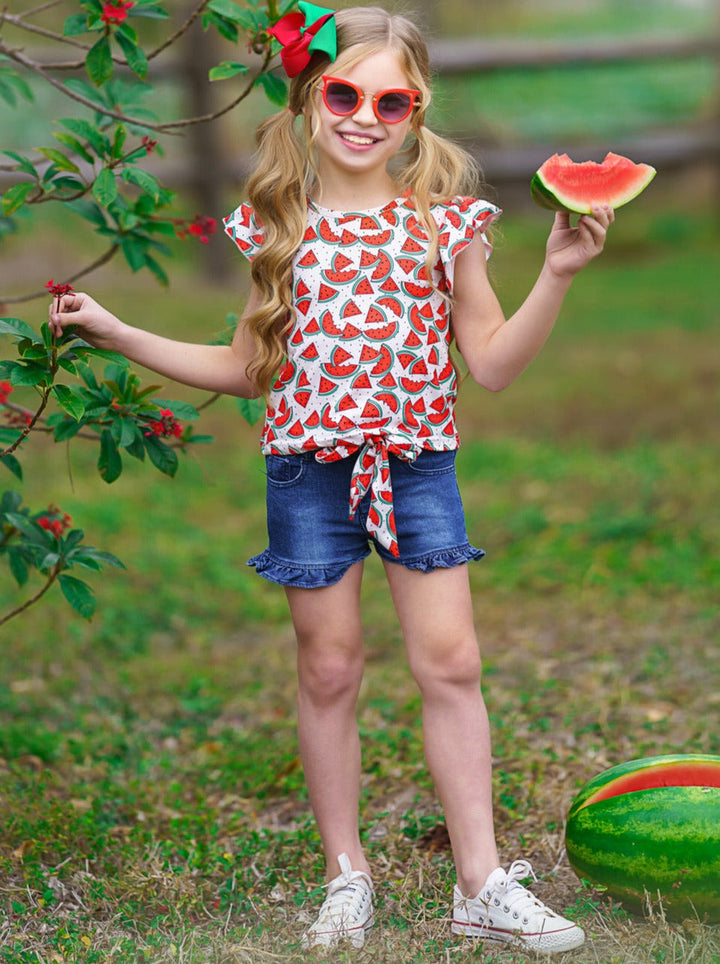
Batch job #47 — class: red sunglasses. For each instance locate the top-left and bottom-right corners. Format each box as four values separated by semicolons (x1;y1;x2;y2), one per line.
319;75;420;124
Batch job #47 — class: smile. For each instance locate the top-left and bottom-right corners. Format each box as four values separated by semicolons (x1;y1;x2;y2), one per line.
339;132;380;146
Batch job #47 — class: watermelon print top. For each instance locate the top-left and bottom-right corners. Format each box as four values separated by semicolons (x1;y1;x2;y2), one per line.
223;194;501;558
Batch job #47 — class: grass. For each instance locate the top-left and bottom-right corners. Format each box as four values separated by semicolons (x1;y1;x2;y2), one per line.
1;189;719;961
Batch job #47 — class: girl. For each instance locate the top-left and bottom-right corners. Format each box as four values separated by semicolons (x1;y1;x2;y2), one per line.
50;3;613;954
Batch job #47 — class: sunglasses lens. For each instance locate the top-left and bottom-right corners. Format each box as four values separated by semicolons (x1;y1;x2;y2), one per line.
325;81;359;115
377;91;413;122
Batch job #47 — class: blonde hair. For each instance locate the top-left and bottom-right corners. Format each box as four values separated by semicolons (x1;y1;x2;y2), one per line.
244;5;485;396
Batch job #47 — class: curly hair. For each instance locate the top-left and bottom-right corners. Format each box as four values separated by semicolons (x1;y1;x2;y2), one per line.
243;6;486;396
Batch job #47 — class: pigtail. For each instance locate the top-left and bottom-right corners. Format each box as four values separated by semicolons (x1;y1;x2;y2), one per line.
403;125;481;202
243;109;309;396
399;125;485;297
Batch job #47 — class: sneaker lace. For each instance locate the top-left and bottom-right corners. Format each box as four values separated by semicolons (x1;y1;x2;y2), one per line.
315;862;373;926
492;860;560;924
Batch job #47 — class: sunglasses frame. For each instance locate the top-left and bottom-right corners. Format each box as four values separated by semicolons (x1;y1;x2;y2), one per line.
319;75;420;124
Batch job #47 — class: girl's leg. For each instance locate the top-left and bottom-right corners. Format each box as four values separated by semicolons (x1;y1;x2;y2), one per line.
285;561;371;880
383;561;499;894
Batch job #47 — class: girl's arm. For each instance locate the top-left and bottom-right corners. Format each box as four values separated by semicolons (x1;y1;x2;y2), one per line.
451;206;614;392
49;285;263;399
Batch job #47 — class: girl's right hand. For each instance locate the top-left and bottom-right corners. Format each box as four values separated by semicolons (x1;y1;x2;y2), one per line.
48;291;124;350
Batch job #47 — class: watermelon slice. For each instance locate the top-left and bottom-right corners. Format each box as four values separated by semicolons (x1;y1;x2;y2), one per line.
531;152;656;214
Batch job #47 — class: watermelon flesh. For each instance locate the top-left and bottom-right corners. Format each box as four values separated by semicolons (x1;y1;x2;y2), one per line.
573;756;720;809
531;151;656;214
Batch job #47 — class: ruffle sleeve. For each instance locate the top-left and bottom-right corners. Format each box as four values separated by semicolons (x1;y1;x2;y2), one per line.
435;197;502;292
223;201;265;261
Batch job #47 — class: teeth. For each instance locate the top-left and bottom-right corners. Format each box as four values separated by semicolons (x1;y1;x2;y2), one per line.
342;134;376;145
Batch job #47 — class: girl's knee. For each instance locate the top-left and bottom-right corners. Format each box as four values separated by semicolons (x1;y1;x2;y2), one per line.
297;642;364;706
410;637;482;693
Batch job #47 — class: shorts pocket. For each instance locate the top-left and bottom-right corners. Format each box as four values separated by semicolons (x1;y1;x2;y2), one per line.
265;453;307;487
404;449;457;476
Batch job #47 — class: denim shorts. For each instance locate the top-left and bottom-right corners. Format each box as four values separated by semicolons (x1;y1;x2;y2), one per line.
248;449;484;588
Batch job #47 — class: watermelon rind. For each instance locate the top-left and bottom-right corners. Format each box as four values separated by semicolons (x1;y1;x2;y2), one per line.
566;754;720;921
531;151;656;214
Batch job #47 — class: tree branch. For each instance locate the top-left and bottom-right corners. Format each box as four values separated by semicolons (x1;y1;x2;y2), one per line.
0;9;89;52
1;245;121;305
2;2;224;73
0;563;61;627
0;36;275;133
147;0;212;61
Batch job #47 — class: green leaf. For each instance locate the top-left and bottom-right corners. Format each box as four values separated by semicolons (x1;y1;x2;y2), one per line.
209;61;250;81
115;32;148;80
201;10;239;42
121;166;160;200
0;491;23;514
52;132;95;165
48;175;86;195
93;168;118;208
0;428;23;445
58;118;112;158
58;574;96;619
0;317;41;344
70;547;125;571
4;512;41;542
10;364;48;388
65;197;108;229
36;148;81;174
115;21;139;45
98;429;122;483
0;71;33;107
151;399;200;421
141;253;169;286
41;551;62;571
144;435;178;477
19;344;48;361
110;416;140;448
52;384;86;421
0;77;19;108
75;346;127;365
207;0;248;23
1;181;33;216
8;548;29;587
52;419;84;443
111;125;127;159
86;36;114;86
129;4;169;19
56;355;79;377
0;454;22;480
237;396;265;426
256;72;288;107
1;150;38;177
120;236;147;272
63;12;90;36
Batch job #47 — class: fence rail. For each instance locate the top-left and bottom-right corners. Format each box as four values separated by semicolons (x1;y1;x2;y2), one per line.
427;32;720;197
429;33;720;74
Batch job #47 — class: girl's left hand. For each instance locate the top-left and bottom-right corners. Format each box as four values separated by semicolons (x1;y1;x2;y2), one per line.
545;205;615;279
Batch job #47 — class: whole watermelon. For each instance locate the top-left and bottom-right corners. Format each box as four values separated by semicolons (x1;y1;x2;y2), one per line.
565;754;720;921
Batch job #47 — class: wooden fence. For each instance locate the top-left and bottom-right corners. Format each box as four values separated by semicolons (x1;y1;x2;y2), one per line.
426;33;720;195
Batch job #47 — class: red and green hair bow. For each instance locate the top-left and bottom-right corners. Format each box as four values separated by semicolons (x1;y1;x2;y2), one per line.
268;2;337;78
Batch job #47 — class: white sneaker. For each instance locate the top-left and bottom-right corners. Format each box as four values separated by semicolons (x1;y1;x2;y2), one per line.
452;859;585;955
301;853;374;950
